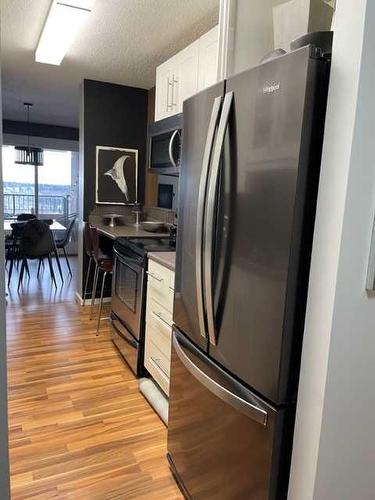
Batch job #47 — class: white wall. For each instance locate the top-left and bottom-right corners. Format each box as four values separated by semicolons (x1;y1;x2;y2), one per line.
288;0;375;498
0;32;11;500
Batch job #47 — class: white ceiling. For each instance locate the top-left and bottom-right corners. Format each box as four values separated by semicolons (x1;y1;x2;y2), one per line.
1;0;219;128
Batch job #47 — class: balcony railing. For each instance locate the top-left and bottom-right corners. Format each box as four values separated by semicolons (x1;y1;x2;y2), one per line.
4;194;70;219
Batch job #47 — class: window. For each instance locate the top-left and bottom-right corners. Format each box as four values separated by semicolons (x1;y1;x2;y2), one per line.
2;145;77;219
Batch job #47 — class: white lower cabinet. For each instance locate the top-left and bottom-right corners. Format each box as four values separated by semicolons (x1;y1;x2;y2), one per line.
144;259;175;395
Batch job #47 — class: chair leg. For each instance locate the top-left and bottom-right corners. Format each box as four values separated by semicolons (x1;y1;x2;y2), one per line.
54;250;64;283
47;255;57;288
63;247;72;277
37;258;43;277
96;271;107;336
25;259;30;278
90;264;99;319
83;257;92;307
17;258;26;291
8;249;15;287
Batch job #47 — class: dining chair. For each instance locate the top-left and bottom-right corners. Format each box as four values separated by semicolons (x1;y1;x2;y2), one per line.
55;216;76;277
7;222;31;286
90;225;113;335
18;220;58;290
36;219;64;283
17;213;37;222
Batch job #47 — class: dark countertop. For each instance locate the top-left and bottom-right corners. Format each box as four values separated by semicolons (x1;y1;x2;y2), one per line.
94;223;170;240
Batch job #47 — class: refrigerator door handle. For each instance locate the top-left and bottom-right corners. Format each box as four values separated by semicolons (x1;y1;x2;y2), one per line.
173;333;268;426
204;91;234;346
196;96;223;339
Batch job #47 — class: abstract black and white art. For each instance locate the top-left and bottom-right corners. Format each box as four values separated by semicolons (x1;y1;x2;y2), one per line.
96;146;138;205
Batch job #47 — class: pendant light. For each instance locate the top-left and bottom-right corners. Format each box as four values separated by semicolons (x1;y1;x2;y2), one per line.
15;103;44;166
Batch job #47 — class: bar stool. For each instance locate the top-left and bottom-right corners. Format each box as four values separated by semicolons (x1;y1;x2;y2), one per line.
90;225;113;335
82;222;94;306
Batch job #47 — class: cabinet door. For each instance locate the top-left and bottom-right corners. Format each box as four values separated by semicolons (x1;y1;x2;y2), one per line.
197;25;219;91
174;40;199;113
155;61;174;121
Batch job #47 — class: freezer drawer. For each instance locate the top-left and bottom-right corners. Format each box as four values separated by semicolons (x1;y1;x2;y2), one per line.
167;329;294;500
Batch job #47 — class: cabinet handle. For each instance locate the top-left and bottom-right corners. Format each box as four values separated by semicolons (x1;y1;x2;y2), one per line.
151;356;169;377
154;311;171;327
146;271;163;282
172;75;178;107
167;77;173;111
168;286;174;292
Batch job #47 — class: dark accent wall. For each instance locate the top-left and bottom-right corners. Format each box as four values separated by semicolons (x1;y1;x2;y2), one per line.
79;79;148;299
82;79;148;220
3;120;79;141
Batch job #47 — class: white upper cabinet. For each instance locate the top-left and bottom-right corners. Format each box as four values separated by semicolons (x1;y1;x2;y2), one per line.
155;25;218;121
174;40;200;114
197;25;219;91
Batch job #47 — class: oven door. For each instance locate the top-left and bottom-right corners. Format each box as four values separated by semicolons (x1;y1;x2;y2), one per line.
111;249;145;340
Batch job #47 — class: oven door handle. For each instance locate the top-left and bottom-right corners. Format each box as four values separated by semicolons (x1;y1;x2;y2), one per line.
114;250;144;273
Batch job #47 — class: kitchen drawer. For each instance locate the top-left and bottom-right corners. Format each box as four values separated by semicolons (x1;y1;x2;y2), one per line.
146;314;172;359
147;260;174;312
145;329;171;395
146;295;173;328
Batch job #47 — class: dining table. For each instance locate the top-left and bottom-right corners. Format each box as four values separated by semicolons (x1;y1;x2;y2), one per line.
4;219;67;236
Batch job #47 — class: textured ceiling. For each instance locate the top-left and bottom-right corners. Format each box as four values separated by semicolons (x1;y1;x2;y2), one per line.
1;0;219;127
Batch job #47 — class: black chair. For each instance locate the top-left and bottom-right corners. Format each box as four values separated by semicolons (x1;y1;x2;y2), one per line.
90;226;113;335
18;220;58;290
6;222;30;286
17;213;37;221
55;216;76;277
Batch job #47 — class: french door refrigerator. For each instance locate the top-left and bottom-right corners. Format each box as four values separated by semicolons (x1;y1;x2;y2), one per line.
168;45;330;499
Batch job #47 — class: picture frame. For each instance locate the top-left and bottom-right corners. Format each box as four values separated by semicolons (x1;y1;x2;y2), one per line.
95;145;138;205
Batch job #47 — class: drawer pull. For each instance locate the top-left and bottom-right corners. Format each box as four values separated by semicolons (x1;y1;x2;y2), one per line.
146;271;164;283
151;356;169;377
169;286;174;292
154;311;171;328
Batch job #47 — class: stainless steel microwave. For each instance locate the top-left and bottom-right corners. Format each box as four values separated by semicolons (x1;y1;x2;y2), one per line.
148;113;182;175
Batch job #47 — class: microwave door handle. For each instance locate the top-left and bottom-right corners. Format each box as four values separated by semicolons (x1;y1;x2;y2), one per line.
168;130;179;168
196;96;223;339
204;91;233;346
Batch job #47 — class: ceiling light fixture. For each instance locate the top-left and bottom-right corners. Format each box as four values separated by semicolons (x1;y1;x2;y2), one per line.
35;0;95;66
15;103;44;166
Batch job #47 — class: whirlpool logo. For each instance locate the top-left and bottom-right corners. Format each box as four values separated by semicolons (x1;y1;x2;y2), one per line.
262;82;280;94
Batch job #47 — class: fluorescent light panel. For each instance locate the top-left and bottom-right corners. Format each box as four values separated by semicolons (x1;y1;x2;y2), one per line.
35;0;95;66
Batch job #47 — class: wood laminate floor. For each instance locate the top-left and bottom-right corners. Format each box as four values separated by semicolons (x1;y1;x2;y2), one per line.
6;257;182;499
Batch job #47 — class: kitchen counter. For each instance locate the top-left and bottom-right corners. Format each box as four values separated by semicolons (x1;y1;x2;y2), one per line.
148;251;176;271
95;223;170;240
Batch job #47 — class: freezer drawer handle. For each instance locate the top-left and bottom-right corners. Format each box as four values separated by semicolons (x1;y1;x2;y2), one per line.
173;334;268;427
204;91;234;346
196;95;223;340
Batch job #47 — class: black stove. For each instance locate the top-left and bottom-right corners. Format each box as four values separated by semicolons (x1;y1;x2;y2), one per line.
111;235;176;377
114;236;175;259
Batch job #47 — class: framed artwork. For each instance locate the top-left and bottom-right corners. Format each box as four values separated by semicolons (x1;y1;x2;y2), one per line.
95;146;138;205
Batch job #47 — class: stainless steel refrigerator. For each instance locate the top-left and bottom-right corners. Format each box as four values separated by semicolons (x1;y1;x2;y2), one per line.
167;45;331;499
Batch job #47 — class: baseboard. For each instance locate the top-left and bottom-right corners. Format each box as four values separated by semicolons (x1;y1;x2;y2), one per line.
75;291;112;306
